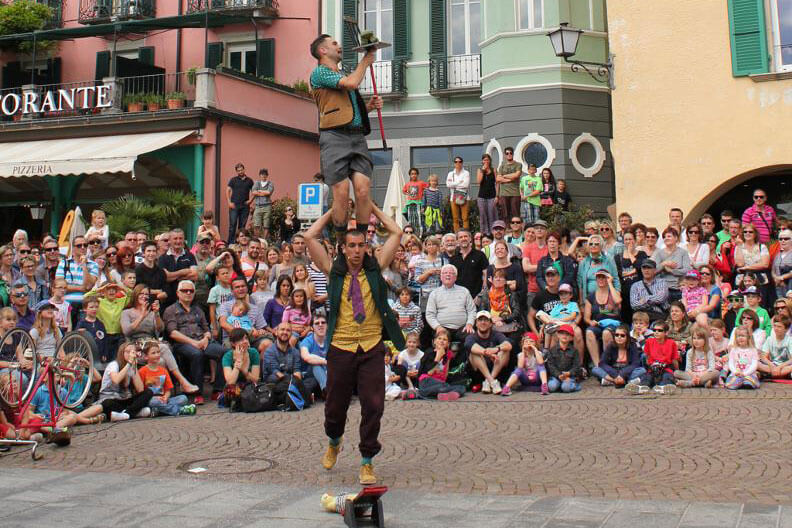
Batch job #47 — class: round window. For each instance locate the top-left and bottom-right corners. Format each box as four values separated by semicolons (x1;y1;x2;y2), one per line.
522;142;548;168
576;142;597;170
570;133;606;178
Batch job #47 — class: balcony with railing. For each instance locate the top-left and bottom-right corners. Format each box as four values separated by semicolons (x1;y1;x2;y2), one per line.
36;0;63;28
78;0;155;24
359;59;407;97
430;54;481;94
186;0;278;15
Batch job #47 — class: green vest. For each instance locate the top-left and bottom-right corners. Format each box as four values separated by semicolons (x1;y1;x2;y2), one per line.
326;253;406;351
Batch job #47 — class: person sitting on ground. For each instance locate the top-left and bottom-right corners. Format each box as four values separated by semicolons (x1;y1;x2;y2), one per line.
425;264;476;342
729;308;767;350
735;286;772;336
541;283;580;345
583;269;622;368
138;342;196;416
282;288;312;348
757;315;792;379
299;315;330;395
418;327;465;401
667;301;693;363
630;311;653;351
396;332;424;392
261;323;315;397
592;324;644;388
544;324;583;393
389;286;422;336
501;332;548;396
629;259;669;322
480;268;522;340
626;321;678;395
222;328;261;393
725;326;760;390
674;325;718;388
681;270;709;325
384;348;403;401
98;341;155;421
464;311;512;395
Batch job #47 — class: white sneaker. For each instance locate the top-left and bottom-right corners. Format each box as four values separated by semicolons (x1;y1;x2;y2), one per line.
136;407;151;418
654;384;677;395
110;411;130;422
601;378;614;386
481;379;492;393
491;379;502;395
625;382;650;395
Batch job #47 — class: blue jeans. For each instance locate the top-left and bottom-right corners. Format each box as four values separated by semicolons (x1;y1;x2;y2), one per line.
591;366;646;383
547;376;581;393
312;364;328;390
148;394;189;416
173;341;226;391
228;204;250;243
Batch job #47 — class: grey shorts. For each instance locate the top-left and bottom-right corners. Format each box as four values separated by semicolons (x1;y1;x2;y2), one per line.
253;205;272;228
319;129;373;187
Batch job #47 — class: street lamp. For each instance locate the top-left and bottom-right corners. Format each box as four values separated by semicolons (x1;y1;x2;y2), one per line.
29;204;46;220
547;22;614;89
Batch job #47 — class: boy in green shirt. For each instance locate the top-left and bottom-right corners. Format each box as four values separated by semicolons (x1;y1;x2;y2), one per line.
520;163;543;225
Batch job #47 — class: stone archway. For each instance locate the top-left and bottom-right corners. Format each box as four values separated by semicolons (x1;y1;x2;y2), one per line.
686;165;792;223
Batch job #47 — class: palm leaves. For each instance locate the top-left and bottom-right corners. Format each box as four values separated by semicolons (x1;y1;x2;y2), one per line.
102;191;200;242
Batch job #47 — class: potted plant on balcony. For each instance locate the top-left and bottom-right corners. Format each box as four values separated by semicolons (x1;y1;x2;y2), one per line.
165;92;186;109
123;93;144;112
187;67;198;86
145;93;164;111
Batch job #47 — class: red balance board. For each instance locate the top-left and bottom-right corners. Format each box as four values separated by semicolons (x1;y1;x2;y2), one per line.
344;486;388;528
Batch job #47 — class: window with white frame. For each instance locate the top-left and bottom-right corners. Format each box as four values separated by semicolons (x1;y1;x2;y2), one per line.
362;0;393;61
518;0;543;30
228;43;257;76
770;0;792;70
450;0;481;56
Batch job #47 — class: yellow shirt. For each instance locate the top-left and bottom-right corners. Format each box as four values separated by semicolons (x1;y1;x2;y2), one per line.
332;272;383;353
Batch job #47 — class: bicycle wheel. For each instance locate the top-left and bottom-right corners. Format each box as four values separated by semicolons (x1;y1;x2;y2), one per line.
0;329;37;409
52;332;94;410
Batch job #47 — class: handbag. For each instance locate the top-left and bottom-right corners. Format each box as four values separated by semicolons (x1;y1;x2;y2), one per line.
240;382;277;413
452;189;468;205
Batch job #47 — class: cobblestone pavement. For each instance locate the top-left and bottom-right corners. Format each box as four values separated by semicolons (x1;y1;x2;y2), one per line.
4;381;792;504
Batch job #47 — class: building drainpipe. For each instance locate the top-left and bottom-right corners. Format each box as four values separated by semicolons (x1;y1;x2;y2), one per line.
214;118;223;228
176;0;183;90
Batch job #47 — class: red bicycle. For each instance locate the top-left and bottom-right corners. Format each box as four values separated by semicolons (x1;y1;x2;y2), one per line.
0;329;94;459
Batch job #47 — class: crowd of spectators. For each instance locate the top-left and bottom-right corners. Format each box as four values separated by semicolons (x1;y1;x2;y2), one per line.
2;158;791;443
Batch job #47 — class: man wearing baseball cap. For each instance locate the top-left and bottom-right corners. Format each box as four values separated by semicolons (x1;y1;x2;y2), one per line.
528;267;585;358
464;311;512;394
484;220;521;264
544;324;582;393
629;258;669;321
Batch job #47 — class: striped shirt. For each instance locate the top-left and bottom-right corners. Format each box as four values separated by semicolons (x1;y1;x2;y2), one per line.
308;265;328;299
56;258;99;304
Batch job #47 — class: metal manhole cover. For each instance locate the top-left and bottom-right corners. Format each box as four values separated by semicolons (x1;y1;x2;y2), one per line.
178;456;277;475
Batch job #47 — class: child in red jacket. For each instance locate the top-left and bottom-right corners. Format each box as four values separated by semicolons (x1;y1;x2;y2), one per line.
626;321;679;395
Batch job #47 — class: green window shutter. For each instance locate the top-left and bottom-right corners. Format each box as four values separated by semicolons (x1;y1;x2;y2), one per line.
45;57;62;85
429;0;447;90
342;0;358;70
95;50;111;81
256;39;275;79
728;0;769;76
207;42;224;69
138;46;155;66
393;0;410;59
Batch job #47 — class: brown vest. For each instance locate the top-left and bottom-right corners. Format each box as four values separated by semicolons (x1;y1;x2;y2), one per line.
311;74;371;135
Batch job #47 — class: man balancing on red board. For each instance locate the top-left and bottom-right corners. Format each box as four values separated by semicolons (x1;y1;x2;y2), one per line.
309;34;384;246
305;204;404;487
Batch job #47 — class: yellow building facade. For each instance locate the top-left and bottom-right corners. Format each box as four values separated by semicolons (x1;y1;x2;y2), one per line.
608;0;792;228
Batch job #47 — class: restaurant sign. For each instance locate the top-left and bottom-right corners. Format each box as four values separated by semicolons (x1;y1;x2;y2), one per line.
0;85;113;116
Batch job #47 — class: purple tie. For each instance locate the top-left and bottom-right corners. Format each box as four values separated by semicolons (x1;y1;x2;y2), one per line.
348;270;366;324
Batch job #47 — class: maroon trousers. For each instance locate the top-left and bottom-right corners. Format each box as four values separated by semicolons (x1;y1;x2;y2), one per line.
324;340;386;458
498;195;521;221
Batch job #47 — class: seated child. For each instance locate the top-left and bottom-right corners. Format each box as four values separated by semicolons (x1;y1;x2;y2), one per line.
709;319;730;384
396;332;424;392
626;321;679;395
674;326;718;388
681;270;708;324
76;298;109;365
384;348;403;401
630;311;653;352
501;332;548;396
390;287;423;336
227;300;253;332
138;342;196;416
725;326;760;390
282;289;312;347
417;328;465;400
757;315;792;379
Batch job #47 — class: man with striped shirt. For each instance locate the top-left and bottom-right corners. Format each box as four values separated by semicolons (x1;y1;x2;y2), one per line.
55;236;98;326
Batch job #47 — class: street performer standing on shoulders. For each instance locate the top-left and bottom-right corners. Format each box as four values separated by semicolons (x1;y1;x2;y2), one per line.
309;34;384;246
304;205;404;486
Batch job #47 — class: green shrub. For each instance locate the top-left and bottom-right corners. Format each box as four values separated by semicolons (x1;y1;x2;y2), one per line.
270;196;298;243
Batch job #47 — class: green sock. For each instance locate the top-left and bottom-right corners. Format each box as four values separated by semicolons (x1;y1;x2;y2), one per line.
329;437;341;447
361;456;372;466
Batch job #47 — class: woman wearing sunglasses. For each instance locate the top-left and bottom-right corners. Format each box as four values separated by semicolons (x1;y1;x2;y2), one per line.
592;324;644;388
772;229;792;300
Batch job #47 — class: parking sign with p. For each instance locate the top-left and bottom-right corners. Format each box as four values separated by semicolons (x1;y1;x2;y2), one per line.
298;183;323;220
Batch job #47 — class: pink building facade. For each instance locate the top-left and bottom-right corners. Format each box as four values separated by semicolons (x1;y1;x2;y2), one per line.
0;0;321;241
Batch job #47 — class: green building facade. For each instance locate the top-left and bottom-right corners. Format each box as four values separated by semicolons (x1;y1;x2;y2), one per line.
321;0;613;213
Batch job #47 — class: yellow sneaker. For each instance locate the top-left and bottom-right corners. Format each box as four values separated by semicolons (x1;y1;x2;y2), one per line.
359;463;377;485
321;439;342;470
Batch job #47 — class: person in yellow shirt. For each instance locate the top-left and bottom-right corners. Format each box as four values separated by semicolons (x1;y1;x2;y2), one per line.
305;205;404;486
